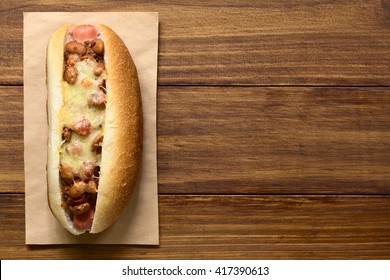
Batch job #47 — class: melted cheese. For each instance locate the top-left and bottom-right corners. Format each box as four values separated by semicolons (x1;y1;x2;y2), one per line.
61;131;102;172
59;59;106;174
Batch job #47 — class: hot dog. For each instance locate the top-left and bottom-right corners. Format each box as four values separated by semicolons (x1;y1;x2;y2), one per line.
46;24;142;235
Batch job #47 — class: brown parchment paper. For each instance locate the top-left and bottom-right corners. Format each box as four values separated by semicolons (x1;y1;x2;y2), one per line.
23;12;159;244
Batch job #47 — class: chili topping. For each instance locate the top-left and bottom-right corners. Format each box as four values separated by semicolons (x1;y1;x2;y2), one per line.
58;25;106;230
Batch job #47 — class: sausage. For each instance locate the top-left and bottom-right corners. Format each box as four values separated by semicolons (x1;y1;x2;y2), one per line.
73;116;92;136
72;207;95;230
72;25;98;43
66;140;83;156
88;91;106;107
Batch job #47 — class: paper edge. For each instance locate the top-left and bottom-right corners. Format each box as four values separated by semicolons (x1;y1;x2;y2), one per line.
23;12;160;245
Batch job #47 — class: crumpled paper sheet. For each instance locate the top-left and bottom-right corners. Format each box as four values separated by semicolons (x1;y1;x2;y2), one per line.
23;12;159;244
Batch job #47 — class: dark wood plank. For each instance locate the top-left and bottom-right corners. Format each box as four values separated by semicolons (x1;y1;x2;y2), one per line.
2;86;390;194
0;86;24;193
1;194;390;259
0;0;389;85
158;86;390;194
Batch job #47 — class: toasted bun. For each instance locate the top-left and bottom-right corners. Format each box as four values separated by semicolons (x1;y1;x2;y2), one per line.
47;24;142;235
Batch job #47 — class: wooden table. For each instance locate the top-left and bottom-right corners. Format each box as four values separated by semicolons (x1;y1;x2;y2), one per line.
1;1;390;259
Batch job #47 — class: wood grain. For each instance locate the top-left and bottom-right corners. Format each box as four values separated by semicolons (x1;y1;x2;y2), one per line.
0;86;24;193
0;0;389;85
2;86;390;194
1;194;389;259
1;0;390;260
158;86;390;194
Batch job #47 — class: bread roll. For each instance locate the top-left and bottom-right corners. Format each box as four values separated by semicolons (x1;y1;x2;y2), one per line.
46;24;142;235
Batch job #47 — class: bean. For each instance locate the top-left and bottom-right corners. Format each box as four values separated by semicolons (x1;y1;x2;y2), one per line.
91;134;104;153
60;163;74;184
87;179;97;194
65;41;86;55
92;39;104;55
81;54;96;63
68;196;86;206
66;54;80;66
93;61;105;76
69;202;90;215
63;66;78;84
69;181;88;198
79;161;95;181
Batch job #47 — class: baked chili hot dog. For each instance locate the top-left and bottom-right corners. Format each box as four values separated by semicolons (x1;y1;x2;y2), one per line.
46;24;142;235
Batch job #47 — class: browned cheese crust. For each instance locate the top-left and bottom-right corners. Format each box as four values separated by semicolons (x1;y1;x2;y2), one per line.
46;24;143;234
